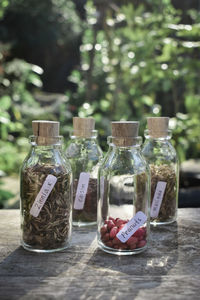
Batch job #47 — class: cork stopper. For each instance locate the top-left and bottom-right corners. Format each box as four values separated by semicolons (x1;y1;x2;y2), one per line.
147;117;169;138
73;117;95;138
111;121;139;146
32;120;60;145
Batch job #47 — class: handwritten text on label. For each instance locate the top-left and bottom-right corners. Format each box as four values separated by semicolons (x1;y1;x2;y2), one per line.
116;211;147;243
150;181;167;218
74;172;90;210
30;174;57;218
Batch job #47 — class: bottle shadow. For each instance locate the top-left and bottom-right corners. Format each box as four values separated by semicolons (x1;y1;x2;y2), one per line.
0;224;178;299
0;227;98;299
84;222;179;299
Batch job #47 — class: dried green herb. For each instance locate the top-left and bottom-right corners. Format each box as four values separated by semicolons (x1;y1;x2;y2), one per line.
135;172;149;212
150;164;177;222
21;164;72;250
73;178;97;223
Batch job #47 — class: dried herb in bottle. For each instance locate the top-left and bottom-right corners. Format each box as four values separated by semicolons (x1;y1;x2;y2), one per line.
150;164;177;222
66;117;103;227
142;117;179;225
20;120;72;252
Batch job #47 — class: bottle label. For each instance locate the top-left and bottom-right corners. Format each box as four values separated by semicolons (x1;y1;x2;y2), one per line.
150;181;167;218
116;211;147;243
74;172;90;210
30;174;57;218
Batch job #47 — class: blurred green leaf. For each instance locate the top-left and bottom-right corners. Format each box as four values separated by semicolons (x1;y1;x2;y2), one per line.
0;96;11;110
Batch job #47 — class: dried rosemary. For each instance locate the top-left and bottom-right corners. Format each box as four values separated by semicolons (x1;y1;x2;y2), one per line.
150;164;177;222
21;164;72;250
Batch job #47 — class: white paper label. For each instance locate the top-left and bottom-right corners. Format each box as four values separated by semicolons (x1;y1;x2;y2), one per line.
74;172;90;210
30;174;57;218
150;181;167;218
116;211;147;243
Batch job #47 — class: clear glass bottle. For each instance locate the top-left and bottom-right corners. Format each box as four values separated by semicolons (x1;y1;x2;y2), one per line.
20;120;72;252
97;121;150;255
142;117;179;225
66;117;103;227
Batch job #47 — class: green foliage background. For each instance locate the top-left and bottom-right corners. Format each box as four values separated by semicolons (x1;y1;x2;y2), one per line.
0;0;200;181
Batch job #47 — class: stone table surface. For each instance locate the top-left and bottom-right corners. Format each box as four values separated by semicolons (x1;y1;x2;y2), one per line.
0;209;200;300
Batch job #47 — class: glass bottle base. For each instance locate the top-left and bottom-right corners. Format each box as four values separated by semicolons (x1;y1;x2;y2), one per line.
21;240;71;253
73;221;97;227
150;218;176;226
98;240;147;256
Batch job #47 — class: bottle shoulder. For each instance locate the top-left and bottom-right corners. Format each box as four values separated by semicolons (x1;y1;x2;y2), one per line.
66;140;103;161
142;140;177;163
21;147;72;175
99;147;148;175
65;140;103;178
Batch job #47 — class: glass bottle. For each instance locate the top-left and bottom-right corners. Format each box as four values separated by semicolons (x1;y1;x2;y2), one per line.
20;120;72;252
97;121;150;255
142;117;179;225
66;117;103;227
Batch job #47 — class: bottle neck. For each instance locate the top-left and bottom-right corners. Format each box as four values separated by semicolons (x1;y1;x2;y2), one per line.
70;136;98;141
144;129;172;141
29;135;63;150
71;129;98;139
70;133;99;147
107;136;142;149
